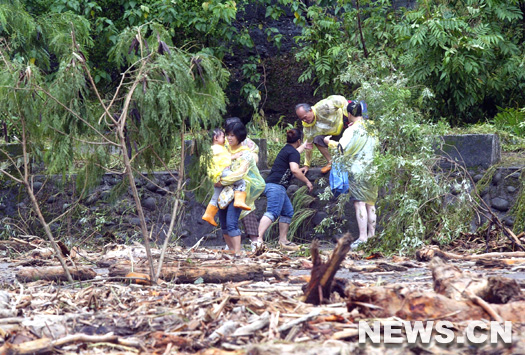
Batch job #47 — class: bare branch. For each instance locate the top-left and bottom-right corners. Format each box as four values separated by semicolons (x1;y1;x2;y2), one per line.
156;121;186;281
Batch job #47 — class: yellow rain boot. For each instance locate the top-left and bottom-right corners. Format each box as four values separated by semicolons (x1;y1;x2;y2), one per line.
233;191;251;211
202;204;219;226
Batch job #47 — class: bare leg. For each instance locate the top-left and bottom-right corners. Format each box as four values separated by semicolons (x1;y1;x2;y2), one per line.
366;204;376;238
354;201;368;241
224;234;241;254
258;216;273;243
223;234;234;250
315;144;332;165
230;236;241;254
278;222;290;244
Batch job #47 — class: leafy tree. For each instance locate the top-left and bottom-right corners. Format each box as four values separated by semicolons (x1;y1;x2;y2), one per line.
394;0;524;123
0;1;229;281
315;57;482;254
293;0;398;96
290;0;524;123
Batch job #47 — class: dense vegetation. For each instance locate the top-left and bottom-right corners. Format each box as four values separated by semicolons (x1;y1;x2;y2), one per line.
2;0;523;127
0;0;523;254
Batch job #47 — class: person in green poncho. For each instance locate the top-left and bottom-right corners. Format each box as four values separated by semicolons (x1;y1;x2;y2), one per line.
295;95;348;174
214;121;266;254
324;100;378;250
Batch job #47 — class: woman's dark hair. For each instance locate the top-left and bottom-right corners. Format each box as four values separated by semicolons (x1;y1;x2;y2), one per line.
347;100;363;117
224;117;242;128
211;128;224;141
225;121;247;143
286;128;303;144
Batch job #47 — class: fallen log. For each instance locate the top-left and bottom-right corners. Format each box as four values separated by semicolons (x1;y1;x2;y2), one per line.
430;257;522;304
416;245;525;261
302;234;352;305
475;258;525;268
345;284;525;322
109;261;265;283
0;240;37;253
0;333;141;355
16;266;97;283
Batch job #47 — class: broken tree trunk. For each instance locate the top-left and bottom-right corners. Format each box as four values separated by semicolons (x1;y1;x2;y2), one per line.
346;256;525;322
109;261;265;283
16;266;97;283
416;245;525;261
302;234;352;305
0;333;141;355
430;257;522;304
345;284;525;322
475;258;525;268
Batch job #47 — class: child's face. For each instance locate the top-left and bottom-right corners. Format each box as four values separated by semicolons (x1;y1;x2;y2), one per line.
214;132;225;145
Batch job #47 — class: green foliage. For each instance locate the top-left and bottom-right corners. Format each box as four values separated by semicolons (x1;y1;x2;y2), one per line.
294;3;348;95
394;0;524;122
324;59;479;254
314;185;349;236
240;55;262;111
288;186;315;242
107;23;229;170
293;0;397;96
509;171;525;234
0;1;230;226
75;148;108;198
291;0;524;123
494;107;525;137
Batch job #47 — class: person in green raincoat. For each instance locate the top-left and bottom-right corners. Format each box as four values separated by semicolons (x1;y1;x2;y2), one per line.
214;121;265;254
324;100;378;250
295;95;348;174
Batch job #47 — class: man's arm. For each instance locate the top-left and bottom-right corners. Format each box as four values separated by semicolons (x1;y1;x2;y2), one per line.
303;147;313;173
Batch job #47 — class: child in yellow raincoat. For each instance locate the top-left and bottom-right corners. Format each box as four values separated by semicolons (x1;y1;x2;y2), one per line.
202;128;250;227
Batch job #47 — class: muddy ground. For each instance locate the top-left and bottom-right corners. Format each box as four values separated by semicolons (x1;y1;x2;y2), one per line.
0;236;525;354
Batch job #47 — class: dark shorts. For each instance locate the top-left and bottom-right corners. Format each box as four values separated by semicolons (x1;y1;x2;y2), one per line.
312;117;348;148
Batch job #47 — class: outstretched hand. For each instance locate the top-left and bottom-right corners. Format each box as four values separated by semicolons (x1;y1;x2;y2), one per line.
306;181;313;192
297;139;309;154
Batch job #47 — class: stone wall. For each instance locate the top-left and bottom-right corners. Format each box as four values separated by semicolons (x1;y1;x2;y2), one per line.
474;167;522;229
1;165;521;248
0;135;523;247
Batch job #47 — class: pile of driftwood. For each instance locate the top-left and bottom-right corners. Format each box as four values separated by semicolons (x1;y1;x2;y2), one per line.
0;235;524;354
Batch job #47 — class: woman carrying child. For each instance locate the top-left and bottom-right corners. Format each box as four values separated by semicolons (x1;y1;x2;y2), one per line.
212;121;265;254
202;128;251;227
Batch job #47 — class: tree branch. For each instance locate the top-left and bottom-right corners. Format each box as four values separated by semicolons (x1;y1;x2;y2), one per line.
355;0;369;58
